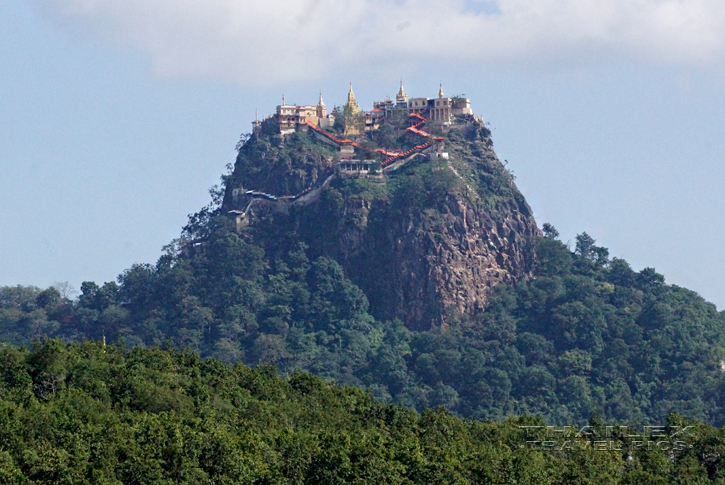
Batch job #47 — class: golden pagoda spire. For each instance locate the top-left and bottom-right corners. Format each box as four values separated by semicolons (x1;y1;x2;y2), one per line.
346;82;360;114
438;84;444;98
396;79;408;104
282;93;286;105
317;91;327;117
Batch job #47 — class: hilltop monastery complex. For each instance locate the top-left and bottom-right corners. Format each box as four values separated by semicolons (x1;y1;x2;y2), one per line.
252;82;474;134
231;83;479;230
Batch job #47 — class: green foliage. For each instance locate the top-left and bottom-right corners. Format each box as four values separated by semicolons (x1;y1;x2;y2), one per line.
4;219;724;427
0;341;722;483
370;123;396;150
232;128;336;198
4;212;725;429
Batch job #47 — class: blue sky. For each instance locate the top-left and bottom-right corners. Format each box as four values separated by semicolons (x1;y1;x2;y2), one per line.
2;0;725;308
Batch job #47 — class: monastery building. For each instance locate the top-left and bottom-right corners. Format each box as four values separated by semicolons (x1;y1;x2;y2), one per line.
253;82;475;134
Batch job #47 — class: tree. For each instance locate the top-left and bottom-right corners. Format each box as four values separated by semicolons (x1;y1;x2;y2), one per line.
609;258;637;287
639;267;665;287
332;106;346;134
371;123;396;151
542;223;559;239
35;287;60;309
575;232;609;266
52;281;76;300
235;133;251;151
575;232;596;260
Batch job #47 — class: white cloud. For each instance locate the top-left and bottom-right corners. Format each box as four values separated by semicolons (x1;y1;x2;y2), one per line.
29;0;725;85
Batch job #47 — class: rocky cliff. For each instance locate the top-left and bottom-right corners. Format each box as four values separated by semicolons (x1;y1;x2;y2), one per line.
223;116;540;330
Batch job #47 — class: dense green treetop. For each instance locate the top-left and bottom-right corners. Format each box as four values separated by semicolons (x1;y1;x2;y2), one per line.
0;340;724;484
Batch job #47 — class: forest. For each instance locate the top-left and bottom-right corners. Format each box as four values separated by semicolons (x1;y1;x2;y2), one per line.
0;339;724;483
3;220;724;426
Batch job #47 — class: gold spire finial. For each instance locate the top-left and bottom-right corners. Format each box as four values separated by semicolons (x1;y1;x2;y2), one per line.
318;91;325;107
282;93;286;105
438;84;444;98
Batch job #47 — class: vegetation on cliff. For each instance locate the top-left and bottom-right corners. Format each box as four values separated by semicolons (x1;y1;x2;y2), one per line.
0;340;724;483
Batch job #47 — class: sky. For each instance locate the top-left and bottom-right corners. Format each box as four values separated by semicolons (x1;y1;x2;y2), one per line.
2;0;725;308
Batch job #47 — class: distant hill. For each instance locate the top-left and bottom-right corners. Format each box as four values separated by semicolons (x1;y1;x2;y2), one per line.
1;107;724;426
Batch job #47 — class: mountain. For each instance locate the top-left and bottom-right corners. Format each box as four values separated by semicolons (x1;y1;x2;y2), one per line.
1;103;725;426
222;113;539;330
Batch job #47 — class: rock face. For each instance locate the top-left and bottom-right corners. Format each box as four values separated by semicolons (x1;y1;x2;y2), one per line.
224;118;540;330
371;196;536;330
295;187;539;331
